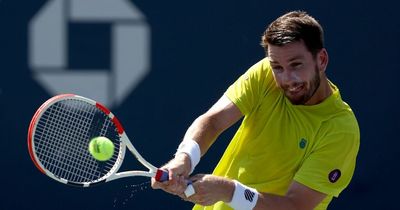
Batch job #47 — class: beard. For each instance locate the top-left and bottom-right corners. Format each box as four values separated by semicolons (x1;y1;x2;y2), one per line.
285;65;321;105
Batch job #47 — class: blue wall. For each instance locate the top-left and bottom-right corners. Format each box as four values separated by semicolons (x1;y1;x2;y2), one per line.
1;0;398;209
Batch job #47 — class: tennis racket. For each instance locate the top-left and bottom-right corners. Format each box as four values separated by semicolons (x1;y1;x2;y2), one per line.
27;94;195;197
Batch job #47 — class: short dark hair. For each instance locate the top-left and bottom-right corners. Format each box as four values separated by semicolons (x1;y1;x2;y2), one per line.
261;11;324;57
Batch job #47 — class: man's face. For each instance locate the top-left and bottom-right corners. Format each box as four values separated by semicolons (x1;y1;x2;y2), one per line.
268;41;322;105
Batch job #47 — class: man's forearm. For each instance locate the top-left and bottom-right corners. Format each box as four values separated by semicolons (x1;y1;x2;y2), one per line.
182;114;223;156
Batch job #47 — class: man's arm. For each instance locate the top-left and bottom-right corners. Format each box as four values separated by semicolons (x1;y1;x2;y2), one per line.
187;175;326;210
255;181;327;210
184;94;243;156
151;95;242;193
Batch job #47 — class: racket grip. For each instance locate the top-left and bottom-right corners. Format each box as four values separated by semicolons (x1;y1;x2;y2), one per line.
155;169;169;182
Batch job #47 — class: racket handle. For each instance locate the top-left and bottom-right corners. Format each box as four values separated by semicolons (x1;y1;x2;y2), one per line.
155;169;169;182
155;169;196;197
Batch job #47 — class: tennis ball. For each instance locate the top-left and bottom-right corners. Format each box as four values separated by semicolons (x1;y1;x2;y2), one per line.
88;136;115;161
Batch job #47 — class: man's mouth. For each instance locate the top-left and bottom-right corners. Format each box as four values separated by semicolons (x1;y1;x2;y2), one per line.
287;84;304;94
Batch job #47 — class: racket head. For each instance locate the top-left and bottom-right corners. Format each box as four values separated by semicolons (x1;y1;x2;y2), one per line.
28;94;126;187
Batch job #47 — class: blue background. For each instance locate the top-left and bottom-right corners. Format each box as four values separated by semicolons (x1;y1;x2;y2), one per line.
1;0;399;209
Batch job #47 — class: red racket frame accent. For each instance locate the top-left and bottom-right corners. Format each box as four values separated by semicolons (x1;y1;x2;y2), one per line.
27;94;75;174
96;102;124;134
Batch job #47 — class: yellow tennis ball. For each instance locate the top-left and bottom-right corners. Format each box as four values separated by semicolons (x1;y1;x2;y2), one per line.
88;137;115;161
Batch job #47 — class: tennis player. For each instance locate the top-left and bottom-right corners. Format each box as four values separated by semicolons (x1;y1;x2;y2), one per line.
152;10;360;210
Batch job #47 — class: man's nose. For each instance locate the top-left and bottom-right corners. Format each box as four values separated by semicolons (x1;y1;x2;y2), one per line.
281;70;296;85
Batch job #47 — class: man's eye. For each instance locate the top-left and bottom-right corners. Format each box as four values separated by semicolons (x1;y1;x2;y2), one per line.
292;63;303;69
272;66;283;72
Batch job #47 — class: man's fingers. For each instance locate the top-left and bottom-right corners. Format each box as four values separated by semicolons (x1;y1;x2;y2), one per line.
152;174;189;196
151;178;168;189
189;173;205;182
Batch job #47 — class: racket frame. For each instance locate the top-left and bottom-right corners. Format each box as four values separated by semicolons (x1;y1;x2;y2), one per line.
28;94;167;187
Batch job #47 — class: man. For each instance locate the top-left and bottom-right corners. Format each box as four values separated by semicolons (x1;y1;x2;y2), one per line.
152;11;359;210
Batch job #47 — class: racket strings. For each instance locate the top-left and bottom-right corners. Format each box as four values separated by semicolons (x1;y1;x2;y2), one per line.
36;100;99;181
33;99;120;184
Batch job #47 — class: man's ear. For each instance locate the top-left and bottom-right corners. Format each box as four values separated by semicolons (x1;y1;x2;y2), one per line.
318;48;329;72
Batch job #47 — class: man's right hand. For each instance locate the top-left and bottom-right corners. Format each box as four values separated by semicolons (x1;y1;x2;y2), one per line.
151;153;192;197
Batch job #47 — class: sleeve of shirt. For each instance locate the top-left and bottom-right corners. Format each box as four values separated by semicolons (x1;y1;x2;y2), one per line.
294;129;360;197
224;58;275;115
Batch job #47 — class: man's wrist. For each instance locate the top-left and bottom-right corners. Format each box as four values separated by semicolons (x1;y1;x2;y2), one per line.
222;179;236;203
175;139;201;174
227;180;259;210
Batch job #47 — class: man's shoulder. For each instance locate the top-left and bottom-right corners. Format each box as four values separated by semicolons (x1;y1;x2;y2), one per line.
320;108;360;138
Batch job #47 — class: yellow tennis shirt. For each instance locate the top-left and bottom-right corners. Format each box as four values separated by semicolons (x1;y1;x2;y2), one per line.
193;58;360;210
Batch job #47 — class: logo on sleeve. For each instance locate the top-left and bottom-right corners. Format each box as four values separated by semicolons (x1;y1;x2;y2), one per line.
328;169;341;183
244;189;255;202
